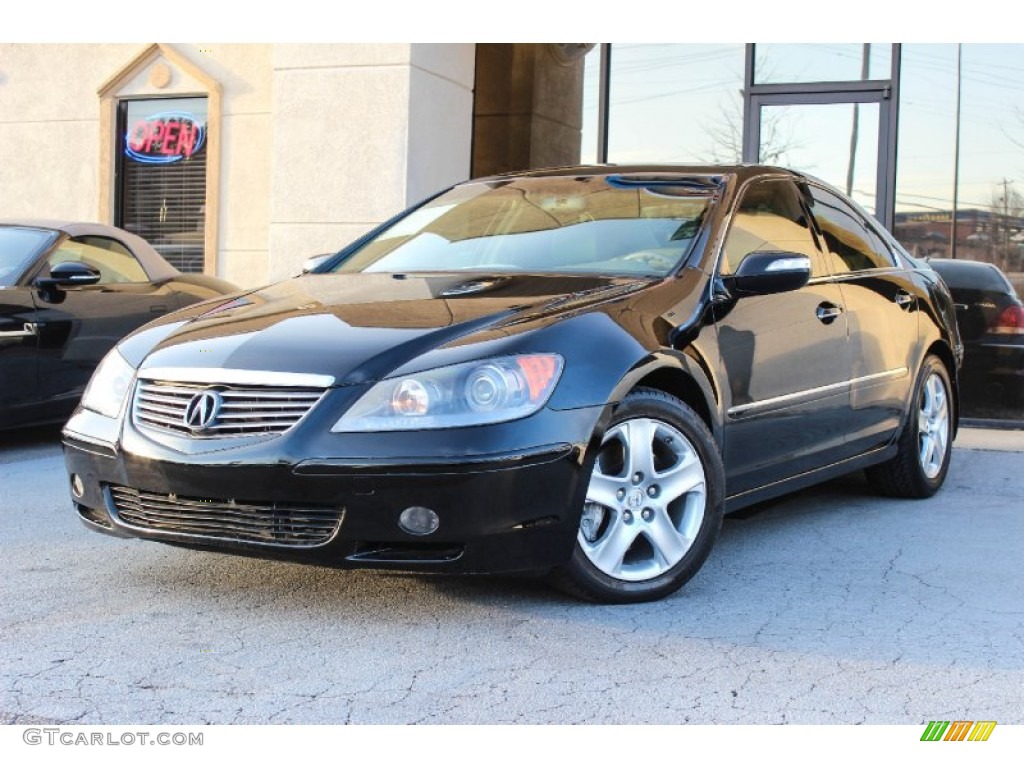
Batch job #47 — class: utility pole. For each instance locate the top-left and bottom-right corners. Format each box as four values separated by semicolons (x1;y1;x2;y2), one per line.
846;44;870;198
951;45;962;260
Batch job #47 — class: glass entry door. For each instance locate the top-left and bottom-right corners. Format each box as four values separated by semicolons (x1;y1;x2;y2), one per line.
745;91;892;223
740;45;900;229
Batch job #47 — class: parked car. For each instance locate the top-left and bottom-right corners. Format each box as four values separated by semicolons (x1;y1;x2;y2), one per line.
928;258;1023;407
63;167;962;603
0;220;238;429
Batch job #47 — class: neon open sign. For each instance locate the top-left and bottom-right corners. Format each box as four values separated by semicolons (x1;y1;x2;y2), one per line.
125;112;206;164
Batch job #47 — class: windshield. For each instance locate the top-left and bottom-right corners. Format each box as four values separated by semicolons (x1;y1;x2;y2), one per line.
0;227;55;286
327;177;715;277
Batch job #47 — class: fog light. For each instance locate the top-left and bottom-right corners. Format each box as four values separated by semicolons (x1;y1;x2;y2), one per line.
70;474;84;499
398;506;440;536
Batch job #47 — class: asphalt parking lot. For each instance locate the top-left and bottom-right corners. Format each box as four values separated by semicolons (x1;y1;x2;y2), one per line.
2;425;1022;725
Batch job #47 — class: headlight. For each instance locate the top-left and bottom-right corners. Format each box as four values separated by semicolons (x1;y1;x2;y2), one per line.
332;354;564;432
81;348;137;418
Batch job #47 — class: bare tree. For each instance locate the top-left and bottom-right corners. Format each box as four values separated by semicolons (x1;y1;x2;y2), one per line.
989;180;1023;272
702;93;803;165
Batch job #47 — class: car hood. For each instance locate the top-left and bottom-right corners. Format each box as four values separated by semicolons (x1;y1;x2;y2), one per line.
129;273;654;384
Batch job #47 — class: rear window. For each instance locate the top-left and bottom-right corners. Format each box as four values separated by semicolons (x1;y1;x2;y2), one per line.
930;261;1013;293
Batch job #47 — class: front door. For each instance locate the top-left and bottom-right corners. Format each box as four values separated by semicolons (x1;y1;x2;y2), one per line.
713;178;851;496
0;288;40;426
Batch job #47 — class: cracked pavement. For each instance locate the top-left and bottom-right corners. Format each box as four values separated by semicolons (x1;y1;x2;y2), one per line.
2;425;1022;725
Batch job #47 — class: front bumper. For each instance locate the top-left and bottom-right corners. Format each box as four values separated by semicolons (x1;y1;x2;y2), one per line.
62;400;606;575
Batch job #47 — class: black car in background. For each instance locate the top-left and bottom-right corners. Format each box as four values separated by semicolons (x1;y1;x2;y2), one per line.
0;220;238;429
63;167;962;603
928;258;1024;412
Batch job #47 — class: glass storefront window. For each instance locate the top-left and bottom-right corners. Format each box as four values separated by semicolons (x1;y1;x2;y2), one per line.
753;44;891;84
959;44;1024;284
894;44;1023;421
116;96;208;273
606;44;745;163
757;102;880;215
894;44;959;259
580;47;602;164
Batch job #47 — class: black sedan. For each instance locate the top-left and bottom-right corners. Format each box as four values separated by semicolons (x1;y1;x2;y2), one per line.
62;167;962;603
0;220;237;430
928;258;1023;410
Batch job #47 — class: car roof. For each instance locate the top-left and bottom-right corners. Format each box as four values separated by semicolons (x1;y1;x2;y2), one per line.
475;163;807;184
0;219;179;282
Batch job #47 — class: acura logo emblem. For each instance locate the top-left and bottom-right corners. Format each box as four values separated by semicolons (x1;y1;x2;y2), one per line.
183;390;222;431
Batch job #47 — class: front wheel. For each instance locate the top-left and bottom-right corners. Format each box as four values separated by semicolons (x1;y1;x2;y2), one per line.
550;388;724;604
866;355;954;498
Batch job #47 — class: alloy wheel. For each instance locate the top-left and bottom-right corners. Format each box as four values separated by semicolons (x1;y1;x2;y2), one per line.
579;417;707;582
918;371;950;480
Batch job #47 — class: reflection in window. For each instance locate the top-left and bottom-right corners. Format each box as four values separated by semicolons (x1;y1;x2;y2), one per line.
48;239;149;284
722;180;825;277
808;186;894;272
606;44;745;163
332;178;713;277
753;44;891;84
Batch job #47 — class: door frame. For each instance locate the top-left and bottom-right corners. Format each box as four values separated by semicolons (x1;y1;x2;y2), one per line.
741;44;901;232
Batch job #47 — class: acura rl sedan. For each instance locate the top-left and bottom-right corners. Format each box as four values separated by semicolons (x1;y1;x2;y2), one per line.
1;220;237;429
62;166;962;603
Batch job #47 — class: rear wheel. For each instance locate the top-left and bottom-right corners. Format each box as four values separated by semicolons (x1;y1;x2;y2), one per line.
550;388;724;603
866;355;953;498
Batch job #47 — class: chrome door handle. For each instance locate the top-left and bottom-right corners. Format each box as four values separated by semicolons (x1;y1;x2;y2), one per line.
894;292;914;309
0;322;38;338
815;303;844;324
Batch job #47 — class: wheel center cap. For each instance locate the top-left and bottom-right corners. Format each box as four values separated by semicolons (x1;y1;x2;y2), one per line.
626;488;646;510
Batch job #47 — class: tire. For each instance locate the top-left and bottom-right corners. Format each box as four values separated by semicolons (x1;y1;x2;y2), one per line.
866;355;953;498
550;388;725;604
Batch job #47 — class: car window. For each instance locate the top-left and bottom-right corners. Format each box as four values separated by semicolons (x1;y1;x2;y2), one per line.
930;261;1014;294
328;177;714;277
0;226;54;286
721;179;828;278
47;238;149;284
806;186;896;273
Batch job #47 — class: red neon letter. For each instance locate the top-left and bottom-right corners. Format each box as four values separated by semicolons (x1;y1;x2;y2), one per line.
143;120;165;152
161;121;179;154
128;120;149;151
178;122;197;157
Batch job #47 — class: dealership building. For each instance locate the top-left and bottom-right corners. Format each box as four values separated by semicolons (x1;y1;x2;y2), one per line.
1;42;1021;416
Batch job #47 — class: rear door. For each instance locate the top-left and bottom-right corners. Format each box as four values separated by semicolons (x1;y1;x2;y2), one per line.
804;184;921;454
714;178;852;495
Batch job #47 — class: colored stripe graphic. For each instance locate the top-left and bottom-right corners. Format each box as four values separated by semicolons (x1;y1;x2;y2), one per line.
920;720;996;742
944;721;973;741
968;722;997;742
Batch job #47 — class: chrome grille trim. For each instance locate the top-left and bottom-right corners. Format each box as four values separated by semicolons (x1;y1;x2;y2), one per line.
108;486;343;547
133;379;327;438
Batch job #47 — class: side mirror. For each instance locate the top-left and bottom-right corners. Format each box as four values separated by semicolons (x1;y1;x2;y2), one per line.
724;251;811;297
301;253;333;275
36;261;101;289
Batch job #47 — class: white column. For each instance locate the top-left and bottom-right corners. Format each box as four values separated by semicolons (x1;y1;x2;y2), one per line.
267;44;475;282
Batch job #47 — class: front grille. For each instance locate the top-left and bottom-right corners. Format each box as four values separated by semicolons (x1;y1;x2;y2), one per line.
133;380;325;438
109;486;343;546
